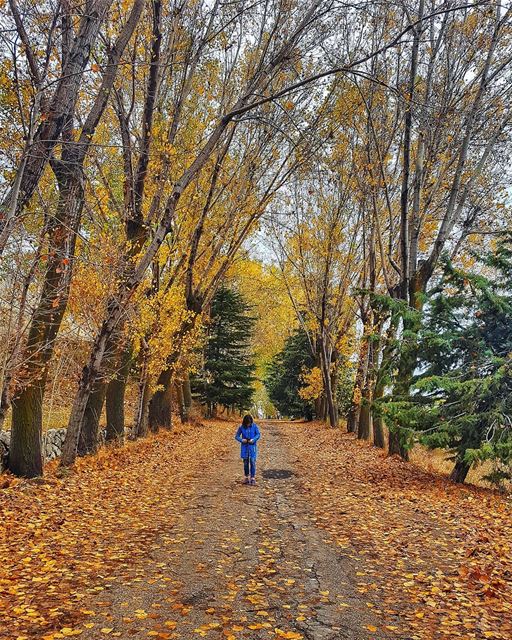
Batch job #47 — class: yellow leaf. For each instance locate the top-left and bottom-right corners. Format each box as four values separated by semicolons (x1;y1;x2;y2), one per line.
164;621;177;628
274;630;303;639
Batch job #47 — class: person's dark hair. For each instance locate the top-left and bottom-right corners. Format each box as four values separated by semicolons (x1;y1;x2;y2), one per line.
242;414;253;427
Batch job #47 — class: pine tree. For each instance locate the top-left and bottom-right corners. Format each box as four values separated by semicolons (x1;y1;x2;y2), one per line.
384;238;512;484
193;287;256;416
264;328;315;420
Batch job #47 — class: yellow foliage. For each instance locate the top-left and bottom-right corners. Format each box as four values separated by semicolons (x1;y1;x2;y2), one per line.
299;367;323;401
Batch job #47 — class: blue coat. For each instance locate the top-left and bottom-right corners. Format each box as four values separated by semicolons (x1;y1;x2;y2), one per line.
235;423;261;459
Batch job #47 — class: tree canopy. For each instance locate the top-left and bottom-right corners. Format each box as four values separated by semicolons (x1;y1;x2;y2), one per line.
0;0;511;486
383;239;512;484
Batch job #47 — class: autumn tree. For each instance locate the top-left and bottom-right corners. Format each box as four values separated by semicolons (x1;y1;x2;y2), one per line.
270;167;361;427
4;0;145;477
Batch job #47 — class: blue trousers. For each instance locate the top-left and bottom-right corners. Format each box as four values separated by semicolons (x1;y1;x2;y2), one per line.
243;457;256;477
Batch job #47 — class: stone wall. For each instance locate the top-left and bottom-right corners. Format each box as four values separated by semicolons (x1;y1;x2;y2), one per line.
0;427;133;473
44;428;69;460
0;431;9;473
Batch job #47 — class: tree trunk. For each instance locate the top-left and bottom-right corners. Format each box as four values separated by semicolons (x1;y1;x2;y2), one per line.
372;383;385;449
358;336;374;441
389;280;426;460
450;459;471;483
346;338;369;433
371;315;397;449
389;305;421;461
346;404;359;433
330;360;339;424
182;374;192;422
9;165;84;477
358;401;371;441
77;380;107;456
134;346;151;438
319;337;337;428
324;375;338;427
388;428;409;460
9;381;44;477
175;381;186;423
148;368;173;432
314;395;322;420
0;385;10;430
105;344;132;443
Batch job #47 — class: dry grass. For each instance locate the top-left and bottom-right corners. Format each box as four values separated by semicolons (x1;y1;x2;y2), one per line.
409;444;507;489
3;406;72;432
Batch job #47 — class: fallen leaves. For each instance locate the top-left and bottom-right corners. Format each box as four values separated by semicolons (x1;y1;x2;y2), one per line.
4;419;511;640
0;423;228;639
274;629;303;639
281;422;512;640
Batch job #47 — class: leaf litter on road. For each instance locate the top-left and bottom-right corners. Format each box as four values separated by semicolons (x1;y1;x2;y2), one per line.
2;419;510;640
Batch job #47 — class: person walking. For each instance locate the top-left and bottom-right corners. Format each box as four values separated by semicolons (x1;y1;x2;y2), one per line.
235;414;261;485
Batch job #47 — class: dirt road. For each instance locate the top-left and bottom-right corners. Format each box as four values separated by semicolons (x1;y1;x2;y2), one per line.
79;422;385;640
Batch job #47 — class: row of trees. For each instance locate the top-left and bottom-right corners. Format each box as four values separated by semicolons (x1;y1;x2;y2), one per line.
1;0;366;477
261;1;512;483
1;0;512;483
0;0;332;476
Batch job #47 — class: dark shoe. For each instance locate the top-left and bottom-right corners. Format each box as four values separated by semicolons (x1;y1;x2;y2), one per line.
243;477;250;484
250;478;256;486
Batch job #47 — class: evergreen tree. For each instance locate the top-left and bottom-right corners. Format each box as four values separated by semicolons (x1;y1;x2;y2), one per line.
265;328;315;419
193;287;256;416
384;238;512;484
